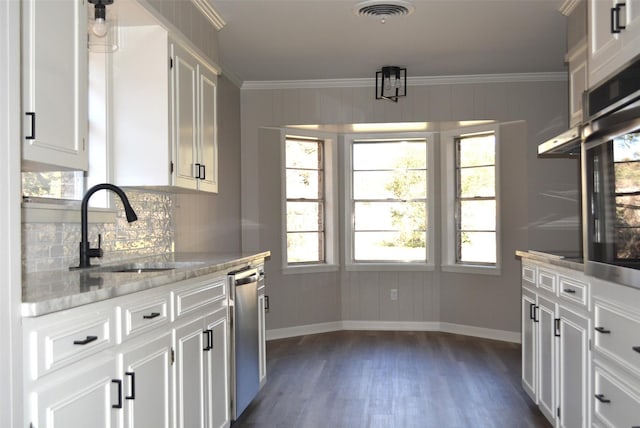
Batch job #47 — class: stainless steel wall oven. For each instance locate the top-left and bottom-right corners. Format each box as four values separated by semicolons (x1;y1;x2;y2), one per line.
583;56;640;288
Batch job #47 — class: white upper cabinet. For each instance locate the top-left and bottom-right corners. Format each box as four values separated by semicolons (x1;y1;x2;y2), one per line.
588;0;640;87
22;0;88;171
112;25;218;193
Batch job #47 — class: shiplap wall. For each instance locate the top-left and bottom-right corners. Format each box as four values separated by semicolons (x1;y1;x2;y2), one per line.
241;78;579;336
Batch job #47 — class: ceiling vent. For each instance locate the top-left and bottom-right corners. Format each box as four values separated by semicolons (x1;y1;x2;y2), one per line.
354;0;415;22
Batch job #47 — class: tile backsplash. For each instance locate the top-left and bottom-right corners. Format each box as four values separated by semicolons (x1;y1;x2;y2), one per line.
22;190;175;273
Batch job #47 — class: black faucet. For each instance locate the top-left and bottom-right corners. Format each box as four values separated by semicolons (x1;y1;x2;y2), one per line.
76;183;138;269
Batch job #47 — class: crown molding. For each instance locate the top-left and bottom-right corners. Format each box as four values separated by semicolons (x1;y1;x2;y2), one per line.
191;0;226;30
241;72;567;90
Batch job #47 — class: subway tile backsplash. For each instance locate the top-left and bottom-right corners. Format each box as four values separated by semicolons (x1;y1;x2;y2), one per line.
22;190;175;273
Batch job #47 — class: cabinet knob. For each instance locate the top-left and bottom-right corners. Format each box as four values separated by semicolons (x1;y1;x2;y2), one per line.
73;335;98;345
142;312;161;319
563;288;576;294
632;346;640;354
595;326;611;334
594;393;611;403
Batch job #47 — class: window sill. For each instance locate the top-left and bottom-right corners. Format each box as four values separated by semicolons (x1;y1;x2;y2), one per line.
282;264;340;275
441;264;501;276
346;263;435;272
22;202;116;224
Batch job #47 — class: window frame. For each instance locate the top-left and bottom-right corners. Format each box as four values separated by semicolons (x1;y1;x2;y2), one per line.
281;129;339;274
441;124;501;275
343;132;435;271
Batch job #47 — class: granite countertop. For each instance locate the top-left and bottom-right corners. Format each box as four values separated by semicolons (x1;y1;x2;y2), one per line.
22;251;271;317
515;250;584;272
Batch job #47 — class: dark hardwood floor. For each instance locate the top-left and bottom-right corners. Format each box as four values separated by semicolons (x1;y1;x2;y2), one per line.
232;330;551;428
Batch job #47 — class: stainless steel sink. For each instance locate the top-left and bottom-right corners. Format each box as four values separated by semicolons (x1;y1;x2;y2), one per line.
93;261;204;273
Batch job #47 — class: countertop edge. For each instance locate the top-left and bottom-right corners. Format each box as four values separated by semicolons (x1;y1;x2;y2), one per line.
515;250;584;272
22;251;271;317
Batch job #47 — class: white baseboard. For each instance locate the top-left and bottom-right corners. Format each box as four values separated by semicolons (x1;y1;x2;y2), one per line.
266;320;521;343
266;321;343;341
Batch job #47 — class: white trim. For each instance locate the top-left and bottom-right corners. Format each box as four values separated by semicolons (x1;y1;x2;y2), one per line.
441;264;502;276
241;72;567;90
21;203;117;224
266;320;521;343
440;322;521;344
345;263;435;272
190;0;226;30
282;264;340;275
266;321;343;341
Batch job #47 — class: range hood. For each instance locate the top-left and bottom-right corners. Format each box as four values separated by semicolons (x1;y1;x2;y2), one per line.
537;126;582;157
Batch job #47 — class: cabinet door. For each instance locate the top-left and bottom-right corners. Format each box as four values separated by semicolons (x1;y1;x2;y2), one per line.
205;311;230;428
174;317;207;428
172;43;198;190
120;332;172;428
30;358;118;428
522;287;538;402
22;0;88;170
568;44;587;127
537;295;557;424
558;306;590;428
197;64;218;193
621;0;640;51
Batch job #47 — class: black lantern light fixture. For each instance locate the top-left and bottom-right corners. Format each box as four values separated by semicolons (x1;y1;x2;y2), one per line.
375;66;407;102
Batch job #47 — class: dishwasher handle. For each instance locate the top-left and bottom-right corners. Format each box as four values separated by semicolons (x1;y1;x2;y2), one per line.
235;274;259;286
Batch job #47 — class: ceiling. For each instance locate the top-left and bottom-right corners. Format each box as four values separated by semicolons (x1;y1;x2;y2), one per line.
210;0;568;84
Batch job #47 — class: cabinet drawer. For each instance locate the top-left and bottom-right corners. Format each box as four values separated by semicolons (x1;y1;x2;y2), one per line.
559;275;588;307
173;277;227;320
593;300;640;376
120;295;169;341
538;269;556;293
25;307;114;380
522;264;536;286
592;361;640;428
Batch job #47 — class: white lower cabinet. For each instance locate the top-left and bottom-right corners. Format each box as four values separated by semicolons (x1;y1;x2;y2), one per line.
21;261;267;428
29;357;118;428
557;306;590;428
520;261;591;428
119;331;173;428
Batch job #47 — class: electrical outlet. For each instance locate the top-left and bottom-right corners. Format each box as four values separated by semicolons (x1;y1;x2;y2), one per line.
390;288;398;301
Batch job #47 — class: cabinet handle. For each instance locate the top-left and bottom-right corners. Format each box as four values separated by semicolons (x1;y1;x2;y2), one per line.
595;326;611;334
529;303;535;320
125;372;135;400
195;163;201;179
534;305;539;323
203;329;213;351
611;3;626;33
632;346;640;354
142;312;161;319
200;164;206;180
563;288;576;294
554;318;561;337
73;335;98;345
112;379;123;409
25;112;36;140
594;393;611;403
265;295;270;313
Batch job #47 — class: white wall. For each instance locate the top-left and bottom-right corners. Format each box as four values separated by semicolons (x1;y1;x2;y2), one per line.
241;77;580;336
1;1;23;425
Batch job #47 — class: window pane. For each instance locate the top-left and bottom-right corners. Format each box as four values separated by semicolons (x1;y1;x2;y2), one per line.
354;202;426;231
22;171;84;200
459;232;496;263
458;134;495;167
287;202;323;232
353;170;426;200
287;232;323;263
459;166;495;198
460;200;496;230
353;141;426;170
286;169;322;199
613;133;640;162
286;139;321;169
614;161;640;194
354;231;426;261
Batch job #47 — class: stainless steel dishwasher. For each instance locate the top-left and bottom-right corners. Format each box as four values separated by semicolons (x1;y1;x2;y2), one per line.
228;266;260;421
